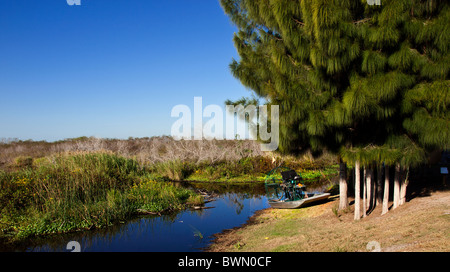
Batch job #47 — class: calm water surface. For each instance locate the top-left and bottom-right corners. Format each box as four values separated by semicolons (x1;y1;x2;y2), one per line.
20;182;269;252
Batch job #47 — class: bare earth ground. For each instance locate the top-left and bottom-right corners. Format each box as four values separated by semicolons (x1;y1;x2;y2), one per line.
208;190;450;252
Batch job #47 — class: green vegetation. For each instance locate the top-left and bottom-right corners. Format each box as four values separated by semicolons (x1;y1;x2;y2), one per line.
0;152;202;241
221;0;449;219
0;137;339;184
0;137;339;243
148;155;338;183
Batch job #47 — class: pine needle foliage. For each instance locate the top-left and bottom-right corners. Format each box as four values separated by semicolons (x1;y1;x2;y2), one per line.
221;0;449;166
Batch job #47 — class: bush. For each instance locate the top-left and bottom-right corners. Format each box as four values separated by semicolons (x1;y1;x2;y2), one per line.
14;156;33;169
151;160;194;181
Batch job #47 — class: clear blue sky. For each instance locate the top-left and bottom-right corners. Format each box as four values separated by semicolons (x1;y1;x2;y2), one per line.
0;0;250;141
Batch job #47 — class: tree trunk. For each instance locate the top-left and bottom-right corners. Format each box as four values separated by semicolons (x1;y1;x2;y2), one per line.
354;161;361;220
369;168;376;212
363;167;367;218
393;163;401;210
366;167;372;210
382;165;390;215
339;161;348;211
376;165;383;207
400;167;409;206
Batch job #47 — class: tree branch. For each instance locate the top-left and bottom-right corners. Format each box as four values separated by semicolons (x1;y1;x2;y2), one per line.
293;18;305;26
353;18;372;24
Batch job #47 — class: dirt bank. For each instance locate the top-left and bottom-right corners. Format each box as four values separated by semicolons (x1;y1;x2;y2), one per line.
207;190;450;252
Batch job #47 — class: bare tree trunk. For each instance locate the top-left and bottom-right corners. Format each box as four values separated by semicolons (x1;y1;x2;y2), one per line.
354;161;361;220
363;167;367;218
371;169;376;211
393;163;401;210
376;165;383;207
400;167;409;206
339;161;348;211
382;165;390;215
368;167;375;213
366;168;372;209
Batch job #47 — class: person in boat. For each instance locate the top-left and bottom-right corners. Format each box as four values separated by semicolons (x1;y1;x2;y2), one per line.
297;182;308;198
281;170;309;199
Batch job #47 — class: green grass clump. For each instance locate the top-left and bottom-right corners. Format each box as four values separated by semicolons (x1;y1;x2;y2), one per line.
180;159;338;183
0;152;202;241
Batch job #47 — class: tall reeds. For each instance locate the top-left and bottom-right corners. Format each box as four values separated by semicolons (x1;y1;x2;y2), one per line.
0;152;202;240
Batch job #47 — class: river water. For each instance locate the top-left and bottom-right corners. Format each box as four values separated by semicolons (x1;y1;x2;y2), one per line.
6;182;269;252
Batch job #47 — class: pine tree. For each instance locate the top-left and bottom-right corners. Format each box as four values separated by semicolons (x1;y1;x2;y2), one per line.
221;0;449;219
382;165;390;215
354;161;361;220
376;165;383;206
393;163;401;209
339;159;348;210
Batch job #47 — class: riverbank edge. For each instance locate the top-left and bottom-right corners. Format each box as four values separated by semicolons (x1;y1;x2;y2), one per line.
203;196;338;252
180;165;339;184
0;153;208;243
179;170;339;184
204;207;271;252
205;190;450;252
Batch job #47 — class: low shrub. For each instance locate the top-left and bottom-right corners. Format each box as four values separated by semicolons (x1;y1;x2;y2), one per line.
14;156;33;169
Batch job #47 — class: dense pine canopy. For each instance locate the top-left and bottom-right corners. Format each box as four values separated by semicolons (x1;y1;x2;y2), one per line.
221;0;449;167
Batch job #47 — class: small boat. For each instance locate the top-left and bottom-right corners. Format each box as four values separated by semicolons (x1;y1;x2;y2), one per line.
268;192;331;209
264;166;330;209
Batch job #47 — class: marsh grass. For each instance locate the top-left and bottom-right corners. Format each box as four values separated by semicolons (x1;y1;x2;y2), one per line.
1;137;338;184
150;160;194;181
0;137;339;241
0;152;202;240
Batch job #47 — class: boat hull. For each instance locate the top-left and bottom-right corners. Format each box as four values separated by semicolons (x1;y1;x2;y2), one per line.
268;193;330;209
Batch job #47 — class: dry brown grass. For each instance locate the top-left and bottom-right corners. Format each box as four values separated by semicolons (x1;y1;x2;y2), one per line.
208;190;450;252
0;136;265;169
